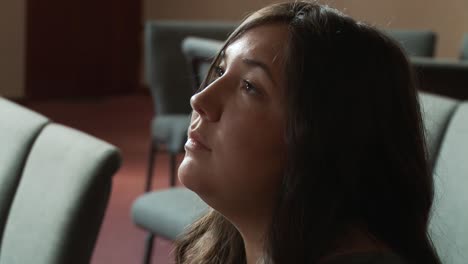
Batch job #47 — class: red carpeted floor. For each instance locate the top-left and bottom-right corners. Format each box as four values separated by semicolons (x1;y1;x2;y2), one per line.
24;94;179;264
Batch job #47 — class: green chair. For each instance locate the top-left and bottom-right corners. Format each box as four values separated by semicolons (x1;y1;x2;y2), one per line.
0;98;121;264
144;21;236;191
137;21;236;264
424;95;468;263
385;29;437;57
411;57;468;100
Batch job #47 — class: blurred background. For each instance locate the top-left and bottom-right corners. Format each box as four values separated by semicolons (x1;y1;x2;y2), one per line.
1;0;467;263
1;0;468;99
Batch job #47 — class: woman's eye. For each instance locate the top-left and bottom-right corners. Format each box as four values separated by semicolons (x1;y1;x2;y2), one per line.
214;66;225;77
243;80;258;94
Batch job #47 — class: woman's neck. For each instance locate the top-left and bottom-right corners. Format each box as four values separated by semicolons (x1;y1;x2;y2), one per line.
226;210;270;264
243;237;264;264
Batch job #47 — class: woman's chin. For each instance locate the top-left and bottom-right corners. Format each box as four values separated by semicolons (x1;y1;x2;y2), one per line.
178;156;207;192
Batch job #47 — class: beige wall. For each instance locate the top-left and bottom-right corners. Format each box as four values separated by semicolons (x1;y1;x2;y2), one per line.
0;0;26;98
144;0;282;21
144;0;468;58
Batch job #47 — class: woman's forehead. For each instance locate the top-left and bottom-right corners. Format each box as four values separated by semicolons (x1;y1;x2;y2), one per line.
217;24;289;101
223;24;289;79
225;24;288;61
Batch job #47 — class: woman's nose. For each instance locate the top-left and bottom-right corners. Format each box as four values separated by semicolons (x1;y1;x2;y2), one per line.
190;84;223;122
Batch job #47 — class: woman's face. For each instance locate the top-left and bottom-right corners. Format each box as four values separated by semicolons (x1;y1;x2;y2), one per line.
178;24;289;218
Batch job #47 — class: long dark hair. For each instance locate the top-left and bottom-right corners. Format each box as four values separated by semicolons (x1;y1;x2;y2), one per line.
175;2;441;264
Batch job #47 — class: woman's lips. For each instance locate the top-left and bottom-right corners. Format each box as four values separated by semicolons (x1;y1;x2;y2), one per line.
185;131;212;152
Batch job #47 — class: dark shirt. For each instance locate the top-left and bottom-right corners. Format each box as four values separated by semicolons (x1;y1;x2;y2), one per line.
322;251;407;264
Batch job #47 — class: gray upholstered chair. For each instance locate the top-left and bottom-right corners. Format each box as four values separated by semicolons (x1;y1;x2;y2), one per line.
385;29;437;57
182;37;226;91
132;37;222;257
0;97;121;264
421;94;468;263
133;37;222;245
460;34;468;61
0;98;49;245
144;21;236;191
140;21;235;264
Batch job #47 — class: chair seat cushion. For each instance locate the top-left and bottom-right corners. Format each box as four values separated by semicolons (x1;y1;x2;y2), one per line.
131;187;208;240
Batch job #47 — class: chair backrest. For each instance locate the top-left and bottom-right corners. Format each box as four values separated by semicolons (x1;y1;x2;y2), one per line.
0;98;49;245
460;34;468;61
0;98;121;264
385;29;437;57
419;93;459;168
423;96;468;264
411;57;468;100
181;37;224;90
145;21;236;115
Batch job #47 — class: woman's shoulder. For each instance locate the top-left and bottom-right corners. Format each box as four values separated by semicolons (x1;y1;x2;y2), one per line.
321;251;408;264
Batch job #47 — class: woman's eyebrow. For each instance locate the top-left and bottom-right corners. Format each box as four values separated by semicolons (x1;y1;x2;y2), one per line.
241;58;276;85
221;50;276;85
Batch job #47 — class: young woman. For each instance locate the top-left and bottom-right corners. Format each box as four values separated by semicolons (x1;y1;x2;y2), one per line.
176;1;442;264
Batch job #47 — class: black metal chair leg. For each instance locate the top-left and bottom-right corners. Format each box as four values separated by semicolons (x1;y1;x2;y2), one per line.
169;153;177;187
145;143;157;192
143;233;155;264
